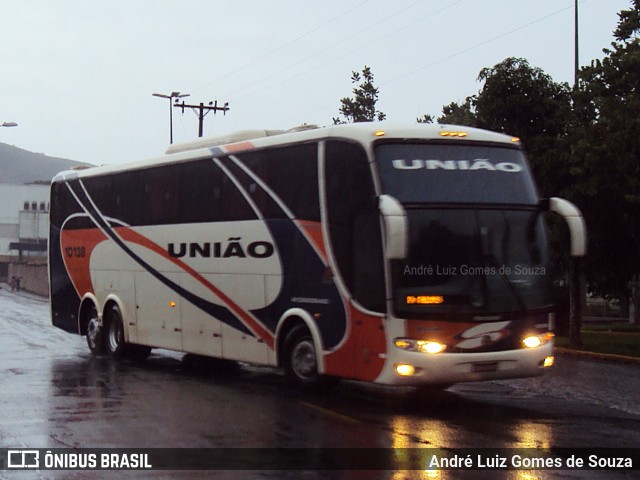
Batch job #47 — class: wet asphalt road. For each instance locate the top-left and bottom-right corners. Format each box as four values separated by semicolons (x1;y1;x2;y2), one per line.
0;285;638;480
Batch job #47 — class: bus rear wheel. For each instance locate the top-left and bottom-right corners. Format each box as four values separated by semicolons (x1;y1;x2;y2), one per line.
283;325;322;387
104;305;152;361
105;305;126;359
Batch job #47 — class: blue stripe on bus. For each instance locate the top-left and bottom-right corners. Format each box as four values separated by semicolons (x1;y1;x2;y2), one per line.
251;219;347;349
68;180;253;336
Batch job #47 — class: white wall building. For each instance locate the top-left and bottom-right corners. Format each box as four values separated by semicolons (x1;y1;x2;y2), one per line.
0;184;50;281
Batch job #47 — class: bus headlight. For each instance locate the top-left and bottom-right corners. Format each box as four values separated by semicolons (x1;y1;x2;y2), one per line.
522;336;542;348
522;332;554;349
394;338;446;354
421;341;446;354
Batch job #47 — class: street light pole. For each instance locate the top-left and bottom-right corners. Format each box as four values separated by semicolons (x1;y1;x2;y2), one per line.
574;0;579;87
152;92;190;144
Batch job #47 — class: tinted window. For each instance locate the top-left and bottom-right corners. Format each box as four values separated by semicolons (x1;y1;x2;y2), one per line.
180;158;256;223
114;171;144;224
82;159;257;227
50;181;83;228
235;143;320;221
376;143;538;205
392;209;551;316
325;140;385;312
141;165;182;225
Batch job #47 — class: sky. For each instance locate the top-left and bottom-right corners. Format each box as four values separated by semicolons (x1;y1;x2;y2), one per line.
0;0;633;166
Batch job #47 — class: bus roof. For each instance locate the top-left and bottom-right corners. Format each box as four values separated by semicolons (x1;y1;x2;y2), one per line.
166;122;519;154
52;122;520;183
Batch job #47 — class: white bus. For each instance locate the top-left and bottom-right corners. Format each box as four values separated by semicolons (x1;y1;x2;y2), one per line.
49;123;586;389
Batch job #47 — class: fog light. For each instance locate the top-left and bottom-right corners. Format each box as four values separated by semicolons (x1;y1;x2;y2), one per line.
543;356;554;367
395;363;416;376
523;335;542;348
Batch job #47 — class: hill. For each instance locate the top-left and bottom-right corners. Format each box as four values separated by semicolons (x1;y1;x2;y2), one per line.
0;142;92;184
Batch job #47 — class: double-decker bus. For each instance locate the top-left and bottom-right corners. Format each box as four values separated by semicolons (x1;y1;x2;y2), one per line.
49;123;586;389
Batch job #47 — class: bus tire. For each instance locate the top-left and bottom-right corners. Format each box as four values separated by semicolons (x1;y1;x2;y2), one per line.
85;304;105;355
104;305;127;359
283;325;322;387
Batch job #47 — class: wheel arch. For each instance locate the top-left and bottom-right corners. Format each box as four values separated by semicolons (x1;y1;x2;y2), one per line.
78;293;100;336
275;308;325;374
101;294;130;343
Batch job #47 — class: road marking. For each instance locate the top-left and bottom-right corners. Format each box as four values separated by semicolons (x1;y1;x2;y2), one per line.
299;401;363;424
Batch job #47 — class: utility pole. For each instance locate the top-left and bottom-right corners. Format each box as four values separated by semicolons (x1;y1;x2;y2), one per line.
152;91;190;144
569;0;584;349
174;100;229;137
574;0;579;87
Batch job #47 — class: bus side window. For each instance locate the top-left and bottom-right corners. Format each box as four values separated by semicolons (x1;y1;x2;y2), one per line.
237;143;321;222
113;171;143;225
51;182;73;228
140;166;181;225
325;141;386;313
83;175;113;221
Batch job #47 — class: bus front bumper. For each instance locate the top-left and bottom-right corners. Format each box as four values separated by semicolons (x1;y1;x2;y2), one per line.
377;342;554;386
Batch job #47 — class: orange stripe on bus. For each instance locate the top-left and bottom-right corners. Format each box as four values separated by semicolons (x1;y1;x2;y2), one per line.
116;227;275;349
295;220;327;263
224;141;254;153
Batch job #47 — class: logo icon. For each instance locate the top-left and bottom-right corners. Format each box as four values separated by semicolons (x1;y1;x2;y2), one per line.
8;450;40;469
455;321;511;349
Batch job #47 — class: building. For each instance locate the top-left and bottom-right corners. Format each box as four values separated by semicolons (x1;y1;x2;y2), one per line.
0;183;50;288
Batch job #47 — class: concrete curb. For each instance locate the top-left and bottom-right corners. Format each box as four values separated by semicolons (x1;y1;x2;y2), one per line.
555;347;640;365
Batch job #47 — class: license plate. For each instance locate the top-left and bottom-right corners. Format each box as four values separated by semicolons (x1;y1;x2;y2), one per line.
472;362;498;373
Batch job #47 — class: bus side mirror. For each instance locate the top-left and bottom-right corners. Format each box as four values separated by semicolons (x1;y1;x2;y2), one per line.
379;194;408;259
544;197;587;257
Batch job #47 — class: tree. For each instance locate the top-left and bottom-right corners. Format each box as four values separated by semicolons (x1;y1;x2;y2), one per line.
570;0;640;321
472;58;574;200
439;58;573;200
333;66;386;124
437;99;477;126
415;2;640;324
416;114;434;124
474;58;572;138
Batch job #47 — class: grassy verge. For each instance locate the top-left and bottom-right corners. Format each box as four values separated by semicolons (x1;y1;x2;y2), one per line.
583;323;640;333
556;324;640;358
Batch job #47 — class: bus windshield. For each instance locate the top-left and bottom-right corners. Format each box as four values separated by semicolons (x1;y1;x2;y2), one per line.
375;142;550;317
375;142;538;205
390;209;552;317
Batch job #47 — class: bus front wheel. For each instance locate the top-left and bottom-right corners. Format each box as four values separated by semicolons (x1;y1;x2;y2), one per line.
283;325;321;387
